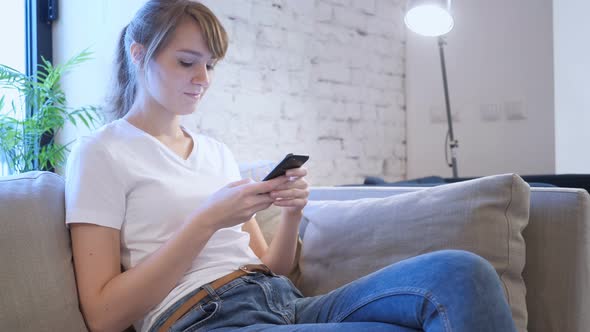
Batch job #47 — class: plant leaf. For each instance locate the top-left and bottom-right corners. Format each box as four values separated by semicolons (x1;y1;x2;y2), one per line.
0;48;100;174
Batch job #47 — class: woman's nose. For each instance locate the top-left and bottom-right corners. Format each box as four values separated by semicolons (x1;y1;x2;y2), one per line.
191;64;210;87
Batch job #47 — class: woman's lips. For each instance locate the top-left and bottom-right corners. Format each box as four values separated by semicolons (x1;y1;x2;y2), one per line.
184;92;202;100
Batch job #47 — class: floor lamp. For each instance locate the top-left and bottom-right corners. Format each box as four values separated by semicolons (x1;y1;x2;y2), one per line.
404;0;459;178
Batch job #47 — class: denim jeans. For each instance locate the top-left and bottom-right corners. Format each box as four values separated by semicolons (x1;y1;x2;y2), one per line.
149;250;517;332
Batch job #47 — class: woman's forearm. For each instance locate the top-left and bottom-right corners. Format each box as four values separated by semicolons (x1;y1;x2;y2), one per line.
260;211;302;275
84;216;217;332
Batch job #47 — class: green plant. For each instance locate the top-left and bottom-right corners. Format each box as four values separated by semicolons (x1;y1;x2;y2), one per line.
0;49;102;174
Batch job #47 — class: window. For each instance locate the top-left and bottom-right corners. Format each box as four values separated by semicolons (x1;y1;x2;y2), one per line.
0;2;25;176
0;0;54;176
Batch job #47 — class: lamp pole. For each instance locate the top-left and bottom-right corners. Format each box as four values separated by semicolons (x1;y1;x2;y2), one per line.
405;0;459;178
437;36;458;178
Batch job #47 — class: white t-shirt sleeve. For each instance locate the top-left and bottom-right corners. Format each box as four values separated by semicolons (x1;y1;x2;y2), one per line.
65;138;126;230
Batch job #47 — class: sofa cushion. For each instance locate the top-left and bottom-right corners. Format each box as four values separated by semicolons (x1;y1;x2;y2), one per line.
0;171;88;332
298;173;530;331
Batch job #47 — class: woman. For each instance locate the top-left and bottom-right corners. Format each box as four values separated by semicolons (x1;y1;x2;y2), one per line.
65;1;517;331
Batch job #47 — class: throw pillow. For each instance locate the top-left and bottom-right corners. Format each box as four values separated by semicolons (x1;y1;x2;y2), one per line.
297;173;530;332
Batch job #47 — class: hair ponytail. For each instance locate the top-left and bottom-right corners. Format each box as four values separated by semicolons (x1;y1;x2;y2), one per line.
107;24;136;120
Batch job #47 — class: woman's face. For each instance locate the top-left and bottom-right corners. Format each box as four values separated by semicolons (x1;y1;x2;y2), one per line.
142;17;216;116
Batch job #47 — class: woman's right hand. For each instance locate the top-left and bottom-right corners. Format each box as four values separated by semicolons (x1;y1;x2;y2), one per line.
189;176;289;231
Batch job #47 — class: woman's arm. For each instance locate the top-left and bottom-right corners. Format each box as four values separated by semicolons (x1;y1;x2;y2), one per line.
70;216;216;332
245;167;309;276
243;212;301;275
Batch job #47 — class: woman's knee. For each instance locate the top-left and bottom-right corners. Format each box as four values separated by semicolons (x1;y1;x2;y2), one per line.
377;249;502;295
429;249;492;266
428;249;502;290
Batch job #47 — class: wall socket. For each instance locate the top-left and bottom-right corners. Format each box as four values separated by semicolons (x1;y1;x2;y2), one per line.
429;105;461;124
503;100;527;120
480;103;501;122
479;99;527;122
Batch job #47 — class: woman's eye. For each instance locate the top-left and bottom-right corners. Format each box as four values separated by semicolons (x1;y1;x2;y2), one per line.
179;60;193;67
206;64;215;71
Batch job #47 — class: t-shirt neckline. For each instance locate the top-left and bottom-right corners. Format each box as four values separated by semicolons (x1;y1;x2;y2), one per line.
118;118;198;164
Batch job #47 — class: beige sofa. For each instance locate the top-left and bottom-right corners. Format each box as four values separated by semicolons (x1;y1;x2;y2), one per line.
1;171;589;332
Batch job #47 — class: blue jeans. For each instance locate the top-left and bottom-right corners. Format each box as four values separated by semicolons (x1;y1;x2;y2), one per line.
149;250;517;332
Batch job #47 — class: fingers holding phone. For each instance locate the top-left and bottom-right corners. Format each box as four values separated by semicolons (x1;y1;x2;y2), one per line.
269;166;310;213
283;166;307;181
193;177;285;230
255;153;310;213
190;154;310;230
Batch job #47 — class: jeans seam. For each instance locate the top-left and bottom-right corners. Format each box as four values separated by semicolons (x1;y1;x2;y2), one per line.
245;276;293;324
333;287;453;332
273;276;296;323
184;301;220;332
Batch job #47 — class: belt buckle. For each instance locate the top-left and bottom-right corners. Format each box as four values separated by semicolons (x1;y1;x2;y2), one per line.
239;264;272;275
239;265;258;274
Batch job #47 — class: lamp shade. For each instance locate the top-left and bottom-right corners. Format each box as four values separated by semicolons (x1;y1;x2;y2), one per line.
404;0;454;37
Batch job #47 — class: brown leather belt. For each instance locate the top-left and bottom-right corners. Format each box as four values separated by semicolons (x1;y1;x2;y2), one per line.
157;264;272;332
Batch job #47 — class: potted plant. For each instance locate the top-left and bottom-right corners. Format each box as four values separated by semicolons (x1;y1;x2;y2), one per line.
0;49;102;174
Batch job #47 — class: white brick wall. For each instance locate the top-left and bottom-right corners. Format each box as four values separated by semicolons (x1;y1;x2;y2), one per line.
189;0;407;185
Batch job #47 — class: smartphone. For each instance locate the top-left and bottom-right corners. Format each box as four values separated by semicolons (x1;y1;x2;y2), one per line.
262;153;309;181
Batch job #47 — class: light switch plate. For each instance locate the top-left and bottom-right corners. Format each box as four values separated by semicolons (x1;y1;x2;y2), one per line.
504;100;527;120
480;103;500;122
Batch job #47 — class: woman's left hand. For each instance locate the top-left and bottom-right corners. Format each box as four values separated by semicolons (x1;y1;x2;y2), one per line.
270;167;309;215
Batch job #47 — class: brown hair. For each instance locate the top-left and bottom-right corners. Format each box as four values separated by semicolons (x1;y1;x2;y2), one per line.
106;0;228;120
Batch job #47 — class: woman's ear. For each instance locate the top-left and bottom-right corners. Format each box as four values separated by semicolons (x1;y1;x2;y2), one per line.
129;42;145;65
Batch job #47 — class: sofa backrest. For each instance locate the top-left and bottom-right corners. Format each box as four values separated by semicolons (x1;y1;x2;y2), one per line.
0;172;88;332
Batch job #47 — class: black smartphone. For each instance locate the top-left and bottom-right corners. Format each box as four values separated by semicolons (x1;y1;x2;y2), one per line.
262;153;309;181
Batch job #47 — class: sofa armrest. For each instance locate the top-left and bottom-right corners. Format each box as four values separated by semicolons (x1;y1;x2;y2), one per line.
524;187;590;332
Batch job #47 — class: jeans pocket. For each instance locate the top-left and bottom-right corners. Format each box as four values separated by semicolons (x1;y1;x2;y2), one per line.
170;301;220;332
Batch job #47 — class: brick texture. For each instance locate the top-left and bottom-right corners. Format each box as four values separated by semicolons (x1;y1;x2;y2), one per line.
185;0;407;185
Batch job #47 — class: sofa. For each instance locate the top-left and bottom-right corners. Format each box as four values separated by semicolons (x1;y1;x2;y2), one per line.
1;171;589;332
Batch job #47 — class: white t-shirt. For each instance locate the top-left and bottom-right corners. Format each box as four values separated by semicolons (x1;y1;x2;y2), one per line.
64;118;261;332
